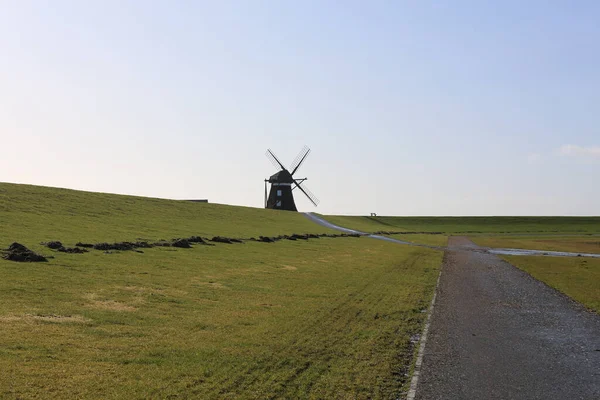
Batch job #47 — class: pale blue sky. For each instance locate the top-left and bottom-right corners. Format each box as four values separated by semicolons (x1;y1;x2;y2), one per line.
1;1;598;215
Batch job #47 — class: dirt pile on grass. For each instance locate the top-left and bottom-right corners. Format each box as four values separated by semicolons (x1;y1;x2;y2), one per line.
171;239;191;248
187;236;207;244
210;236;243;244
42;241;88;253
94;242;136;251
2;231;367;263
2;243;47;262
59;247;88;253
85;237;213;251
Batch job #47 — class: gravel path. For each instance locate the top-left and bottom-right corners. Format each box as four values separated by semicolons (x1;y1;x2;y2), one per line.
415;236;600;400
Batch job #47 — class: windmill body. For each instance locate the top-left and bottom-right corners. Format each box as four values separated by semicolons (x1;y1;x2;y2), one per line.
264;147;319;212
266;170;297;211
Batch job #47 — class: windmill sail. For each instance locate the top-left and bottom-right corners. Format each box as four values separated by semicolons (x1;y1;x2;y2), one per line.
290;146;310;175
266;149;287;171
295;180;319;207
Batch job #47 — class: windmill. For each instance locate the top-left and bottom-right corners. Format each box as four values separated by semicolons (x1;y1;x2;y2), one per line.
264;146;320;211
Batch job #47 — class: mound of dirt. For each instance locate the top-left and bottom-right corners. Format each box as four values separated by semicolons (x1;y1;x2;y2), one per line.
171;239;191;248
93;242;136;251
2;242;47;262
58;247;88;254
93;243;111;251
258;236;275;243
42;241;88;254
133;241;153;248
291;234;309;240
211;236;234;244
187;236;207;244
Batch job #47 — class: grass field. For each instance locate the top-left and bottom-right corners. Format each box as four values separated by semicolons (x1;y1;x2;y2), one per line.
321;215;600;234
0;183;443;398
472;236;600;254
0;183;337;249
502;255;600;313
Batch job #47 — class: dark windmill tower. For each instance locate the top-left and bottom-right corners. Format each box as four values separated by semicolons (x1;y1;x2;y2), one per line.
264;146;319;211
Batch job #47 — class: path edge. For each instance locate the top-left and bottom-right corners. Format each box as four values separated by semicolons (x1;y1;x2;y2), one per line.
406;265;443;400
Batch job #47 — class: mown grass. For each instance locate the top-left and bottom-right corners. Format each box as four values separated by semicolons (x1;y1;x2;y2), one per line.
472;236;600;254
0;239;441;399
502;255;600;313
322;215;600;234
0;182;443;398
0;182;337;249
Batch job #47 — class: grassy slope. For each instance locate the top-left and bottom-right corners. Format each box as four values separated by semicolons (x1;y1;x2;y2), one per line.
472;236;600;254
502;255;600;313
322;215;600;234
0;183;336;249
0;183;443;399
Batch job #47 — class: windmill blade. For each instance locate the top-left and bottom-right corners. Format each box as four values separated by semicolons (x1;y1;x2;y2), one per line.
289;145;309;175
290;146;311;176
294;179;319;207
266;149;287;171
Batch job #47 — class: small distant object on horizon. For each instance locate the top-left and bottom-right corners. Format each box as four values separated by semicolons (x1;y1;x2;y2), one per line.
264;146;319;212
371;213;377;217
185;199;209;203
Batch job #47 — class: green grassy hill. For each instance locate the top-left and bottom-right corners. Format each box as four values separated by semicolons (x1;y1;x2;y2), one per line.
0;182;335;249
0;182;442;399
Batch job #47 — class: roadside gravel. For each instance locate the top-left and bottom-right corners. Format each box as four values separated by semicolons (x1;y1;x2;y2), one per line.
415;236;600;399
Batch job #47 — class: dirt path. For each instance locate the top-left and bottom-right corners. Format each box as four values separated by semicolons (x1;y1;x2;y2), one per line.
415;236;600;399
